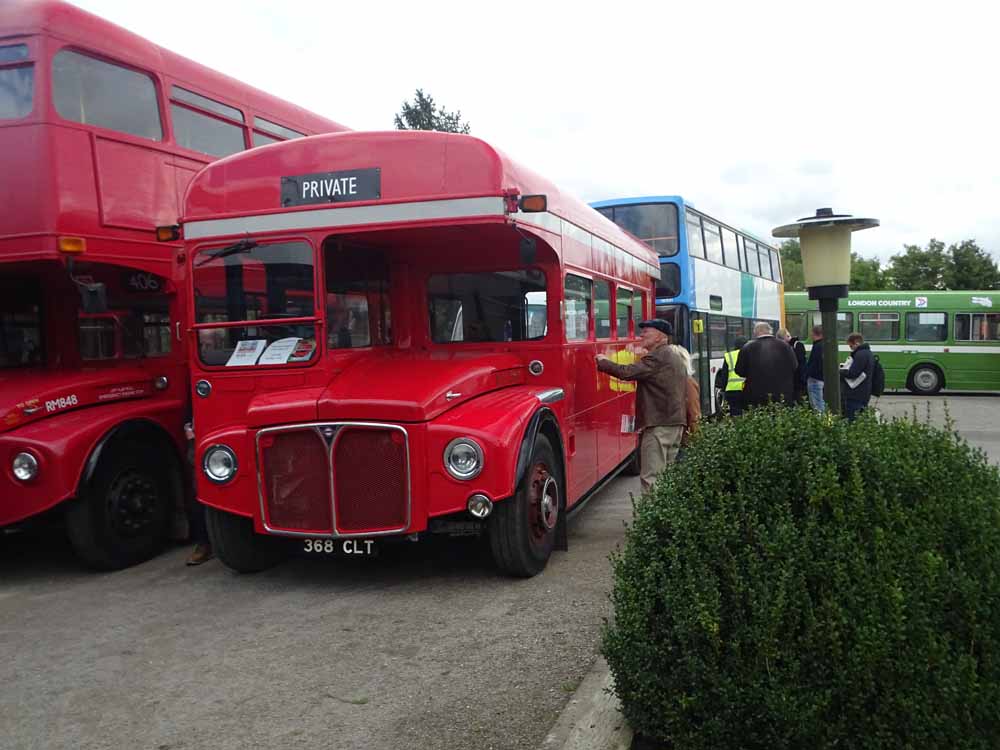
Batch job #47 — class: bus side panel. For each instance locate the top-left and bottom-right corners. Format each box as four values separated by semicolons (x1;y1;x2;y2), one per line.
562;346;598;503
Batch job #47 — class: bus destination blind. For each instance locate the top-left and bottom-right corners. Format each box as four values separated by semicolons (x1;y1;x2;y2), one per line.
281;168;381;207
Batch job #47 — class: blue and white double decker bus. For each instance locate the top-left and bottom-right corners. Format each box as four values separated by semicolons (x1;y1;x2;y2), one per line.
592;196;784;413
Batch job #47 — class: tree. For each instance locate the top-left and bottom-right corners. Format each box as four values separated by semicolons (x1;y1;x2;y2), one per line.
778;239;804;291
394;89;470;134
886;239;949;290
945;239;1000;290
850;252;886;290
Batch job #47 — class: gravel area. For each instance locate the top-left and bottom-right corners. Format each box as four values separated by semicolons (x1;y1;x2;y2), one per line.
0;474;639;750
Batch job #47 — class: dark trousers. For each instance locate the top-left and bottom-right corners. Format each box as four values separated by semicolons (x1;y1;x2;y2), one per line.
844;398;868;421
724;391;744;417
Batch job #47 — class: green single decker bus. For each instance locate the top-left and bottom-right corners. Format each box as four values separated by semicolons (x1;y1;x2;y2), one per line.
784;291;1000;395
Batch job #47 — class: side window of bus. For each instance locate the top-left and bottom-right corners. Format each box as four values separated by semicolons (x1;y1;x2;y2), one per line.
906;312;947;342
810;311;853;339
0;44;33;120
956;312;1000;341
703;222;724;265
594;279;611;339
759;247;773;279
726;317;744;349
721;228;740;270
685;213;705;259
744;240;761;276
52;50;162;140
428;270;546;343
785;312;808;340
564;274;592;341
859;312;899;341
253;116;304;147
770;249;782;282
170;86;246;157
634;291;646;328
616;288;632;339
325;244;390;349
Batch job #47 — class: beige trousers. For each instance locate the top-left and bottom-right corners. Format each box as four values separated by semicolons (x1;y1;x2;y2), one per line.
639;425;685;492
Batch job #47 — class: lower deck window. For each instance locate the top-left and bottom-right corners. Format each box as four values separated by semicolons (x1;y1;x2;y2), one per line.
859;312;900;341
906;312;947;342
955;312;1000;341
428;270;547;343
0;278;43;368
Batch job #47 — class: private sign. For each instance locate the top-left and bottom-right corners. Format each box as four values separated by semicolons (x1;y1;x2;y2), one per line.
281;167;381;207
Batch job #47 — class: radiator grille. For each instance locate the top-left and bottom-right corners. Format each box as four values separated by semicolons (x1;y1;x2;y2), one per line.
333;428;408;533
260;429;332;532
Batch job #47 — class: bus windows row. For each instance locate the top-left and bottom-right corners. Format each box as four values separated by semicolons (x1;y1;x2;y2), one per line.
703;314;775;361
785;310;1000;343
687;211;783;284
593;201;782;284
1;43;307;156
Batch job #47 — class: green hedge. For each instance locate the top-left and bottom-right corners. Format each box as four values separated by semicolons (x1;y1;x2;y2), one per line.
603;406;1000;749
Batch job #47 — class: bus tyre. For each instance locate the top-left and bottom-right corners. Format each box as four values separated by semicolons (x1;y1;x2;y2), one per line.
205;505;286;573
489;434;561;578
65;442;174;570
908;365;943;395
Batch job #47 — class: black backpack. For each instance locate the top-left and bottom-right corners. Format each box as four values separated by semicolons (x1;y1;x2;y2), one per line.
871;355;886;397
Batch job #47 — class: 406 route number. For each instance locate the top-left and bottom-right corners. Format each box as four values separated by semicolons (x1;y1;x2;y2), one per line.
303;539;375;555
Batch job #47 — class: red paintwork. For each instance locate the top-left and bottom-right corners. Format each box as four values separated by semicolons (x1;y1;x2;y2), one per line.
183;130;659;542
0;0;347;526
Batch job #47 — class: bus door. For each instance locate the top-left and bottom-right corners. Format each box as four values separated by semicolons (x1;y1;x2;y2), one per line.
689;310;711;415
707;314;728;413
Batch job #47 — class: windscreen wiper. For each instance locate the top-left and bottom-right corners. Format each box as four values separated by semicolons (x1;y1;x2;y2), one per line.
195;239;259;267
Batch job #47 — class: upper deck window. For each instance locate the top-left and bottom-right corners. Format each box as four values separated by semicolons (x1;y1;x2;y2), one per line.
600;203;679;257
428;270;547;343
685;212;705;258
254;116;304;141
169;86;245;157
703;221;724;265
171;86;243;122
744;240;761;276
770;249;783;282
0;44;33;120
52;50;162;140
0;277;43;369
193;241;317;366
721;227;740;270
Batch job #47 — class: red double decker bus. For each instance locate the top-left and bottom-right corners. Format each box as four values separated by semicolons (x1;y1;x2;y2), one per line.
0;0;347;568
181;130;661;576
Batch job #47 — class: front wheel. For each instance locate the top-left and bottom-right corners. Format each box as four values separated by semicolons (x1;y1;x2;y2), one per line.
65;441;174;570
908;365;943;395
489;434;561;577
205;505;287;573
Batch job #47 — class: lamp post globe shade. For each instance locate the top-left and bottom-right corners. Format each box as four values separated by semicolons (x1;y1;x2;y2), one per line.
773;208;879;298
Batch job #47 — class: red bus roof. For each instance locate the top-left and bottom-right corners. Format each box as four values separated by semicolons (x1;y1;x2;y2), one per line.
0;0;347;134
183;130;657;266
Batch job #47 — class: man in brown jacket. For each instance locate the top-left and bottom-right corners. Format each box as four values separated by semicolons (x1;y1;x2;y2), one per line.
596;320;687;492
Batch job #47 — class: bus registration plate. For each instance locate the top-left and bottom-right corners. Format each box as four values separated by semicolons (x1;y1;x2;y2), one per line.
302;538;377;556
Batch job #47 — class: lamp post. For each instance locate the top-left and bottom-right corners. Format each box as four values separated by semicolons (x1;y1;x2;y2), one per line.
773;208;878;415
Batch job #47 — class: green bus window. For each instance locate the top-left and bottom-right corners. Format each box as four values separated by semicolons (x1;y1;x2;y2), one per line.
811;311;853;339
785;312;807;339
956;312;1000;341
906;312;947;342
859;312;900;341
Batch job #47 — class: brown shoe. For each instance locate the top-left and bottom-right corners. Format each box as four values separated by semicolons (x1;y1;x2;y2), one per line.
186;543;214;566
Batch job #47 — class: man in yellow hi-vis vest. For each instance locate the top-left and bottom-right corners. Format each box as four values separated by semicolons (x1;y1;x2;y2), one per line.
714;335;748;416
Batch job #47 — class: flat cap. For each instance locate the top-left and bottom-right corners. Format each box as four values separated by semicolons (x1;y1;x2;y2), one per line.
637;319;673;336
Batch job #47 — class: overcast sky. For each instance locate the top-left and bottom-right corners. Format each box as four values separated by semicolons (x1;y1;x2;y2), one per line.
73;0;998;262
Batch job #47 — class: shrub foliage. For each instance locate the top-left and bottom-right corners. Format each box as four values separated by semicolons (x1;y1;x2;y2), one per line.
603;406;1000;749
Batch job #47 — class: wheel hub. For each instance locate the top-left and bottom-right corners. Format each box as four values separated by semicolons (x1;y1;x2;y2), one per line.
107;471;161;538
527;462;559;542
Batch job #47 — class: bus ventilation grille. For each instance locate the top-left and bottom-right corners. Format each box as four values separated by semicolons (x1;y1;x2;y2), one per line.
260;429;333;533
333;428;408;534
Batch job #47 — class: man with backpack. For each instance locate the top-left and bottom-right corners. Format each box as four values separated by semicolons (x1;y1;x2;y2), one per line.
840;332;883;420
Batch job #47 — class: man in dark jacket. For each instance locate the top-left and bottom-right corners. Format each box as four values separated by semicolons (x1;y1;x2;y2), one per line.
779;328;808;403
596;320;687;491
841;332;875;420
734;321;798;408
804;324;825;412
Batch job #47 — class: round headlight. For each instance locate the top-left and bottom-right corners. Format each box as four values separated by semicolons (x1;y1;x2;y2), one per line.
12;452;39;482
444;438;484;480
203;445;238;484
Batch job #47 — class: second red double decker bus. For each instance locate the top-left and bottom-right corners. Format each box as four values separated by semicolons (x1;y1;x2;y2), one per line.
182;130;660;576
